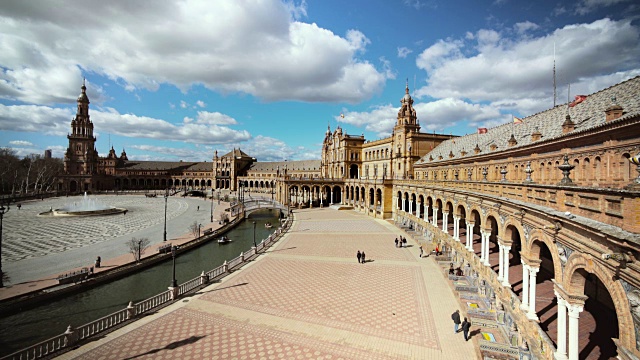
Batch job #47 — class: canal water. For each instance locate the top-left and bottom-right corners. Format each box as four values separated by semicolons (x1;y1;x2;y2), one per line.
0;210;281;357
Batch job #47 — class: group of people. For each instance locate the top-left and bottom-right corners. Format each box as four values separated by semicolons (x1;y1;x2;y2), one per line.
449;263;463;276
356;250;366;264
394;236;407;248
451;309;472;341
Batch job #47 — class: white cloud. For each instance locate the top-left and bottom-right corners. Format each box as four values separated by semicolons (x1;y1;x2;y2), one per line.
0;104;251;145
196;100;206;108
397;47;413;58
0;0;387;105
224;135;319;162
575;0;630;15
195;111;237;125
416;39;463;72
416;18;640;116
337;98;502;136
180;101;188;109
9;140;34;146
514;21;539;35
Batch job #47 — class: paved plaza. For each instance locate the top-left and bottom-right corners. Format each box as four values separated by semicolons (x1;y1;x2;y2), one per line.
2;194;217;285
60;208;479;360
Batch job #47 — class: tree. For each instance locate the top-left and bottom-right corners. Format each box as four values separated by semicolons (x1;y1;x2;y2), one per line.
0;148;63;195
189;221;201;238
126;237;150;262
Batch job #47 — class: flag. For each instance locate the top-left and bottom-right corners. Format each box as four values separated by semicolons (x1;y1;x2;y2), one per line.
513;116;523;125
477;128;488;134
569;95;587;107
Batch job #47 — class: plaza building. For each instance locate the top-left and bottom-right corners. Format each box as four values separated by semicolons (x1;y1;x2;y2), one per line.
56;76;640;359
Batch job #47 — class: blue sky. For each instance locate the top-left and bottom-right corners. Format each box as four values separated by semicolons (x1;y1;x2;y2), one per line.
1;0;639;162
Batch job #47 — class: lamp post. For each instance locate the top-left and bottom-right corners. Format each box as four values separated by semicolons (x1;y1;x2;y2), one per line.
210;189;214;222
252;220;257;248
163;189;168;242
170;245;178;288
198;223;202;238
0;204;10;288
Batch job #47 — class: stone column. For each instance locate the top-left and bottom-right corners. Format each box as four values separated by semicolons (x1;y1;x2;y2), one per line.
453;217;460;241
392;195;396;211
567;302;583;360
409;200;413;215
483;231;491;266
526;266;540;320
432;207;438;226
502;245;511;287
442;212;449;233
520;262;530;311
466;223;474;250
555;291;568;360
479;230;487;263
416;202;421;219
424;206;429;222
330;190;333;204
497;243;504;281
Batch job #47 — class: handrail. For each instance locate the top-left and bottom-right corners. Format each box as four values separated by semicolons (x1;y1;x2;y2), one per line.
1;214;294;360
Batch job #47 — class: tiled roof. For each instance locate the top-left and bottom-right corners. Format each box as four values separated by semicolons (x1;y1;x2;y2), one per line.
248;160;321;172
118;161;212;171
221;148;252;158
417;76;640;165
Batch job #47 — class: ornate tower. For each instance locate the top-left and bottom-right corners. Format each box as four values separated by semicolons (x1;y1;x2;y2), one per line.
392;81;420;179
64;80;98;178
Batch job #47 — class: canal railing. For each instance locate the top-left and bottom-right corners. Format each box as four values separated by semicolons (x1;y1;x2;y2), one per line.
1;216;293;360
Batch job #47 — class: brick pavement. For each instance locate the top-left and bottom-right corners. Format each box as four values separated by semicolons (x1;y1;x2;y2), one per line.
60;208;479;360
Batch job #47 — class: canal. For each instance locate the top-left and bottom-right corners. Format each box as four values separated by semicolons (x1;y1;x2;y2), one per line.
0;209;281;357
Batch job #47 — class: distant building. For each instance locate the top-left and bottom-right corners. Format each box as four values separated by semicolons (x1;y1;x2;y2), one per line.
44;149;52;159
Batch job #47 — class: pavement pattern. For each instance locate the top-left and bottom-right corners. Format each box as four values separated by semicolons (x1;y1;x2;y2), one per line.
60;208;479;360
2;194;217;286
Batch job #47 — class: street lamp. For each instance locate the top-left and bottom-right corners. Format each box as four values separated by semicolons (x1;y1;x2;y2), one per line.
170;245;178;288
210;189;214;223
163;189;168;242
252;220;257;248
0;204;10;288
198;223;202;238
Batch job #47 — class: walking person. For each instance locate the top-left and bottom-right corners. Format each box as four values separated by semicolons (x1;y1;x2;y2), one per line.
361;251;366;264
461;317;471;341
451;309;461;333
357;250;362;264
395;238;399;248
419;246;423;258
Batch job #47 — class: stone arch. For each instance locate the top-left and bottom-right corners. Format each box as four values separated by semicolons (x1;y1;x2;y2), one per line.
418;194;425;218
524;228;562;280
485;214;500;271
563;253;635;356
369;187;375;206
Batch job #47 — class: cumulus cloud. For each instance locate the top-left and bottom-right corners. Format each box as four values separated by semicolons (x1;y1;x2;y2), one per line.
195;111;237;125
397;47;413;58
0;0;387;105
416;18;640;116
223;135;319;162
8;140;34;146
337;98;502;136
196;100;206;108
514;21;539;35
0;104;250;145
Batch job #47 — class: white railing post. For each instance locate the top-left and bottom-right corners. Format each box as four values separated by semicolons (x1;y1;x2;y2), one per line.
200;271;209;285
126;301;135;319
64;325;78;348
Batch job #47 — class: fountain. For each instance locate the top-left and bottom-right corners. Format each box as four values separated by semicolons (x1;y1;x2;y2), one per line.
39;192;127;217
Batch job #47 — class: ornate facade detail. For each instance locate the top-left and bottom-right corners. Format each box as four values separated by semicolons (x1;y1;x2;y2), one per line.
620;279;640;351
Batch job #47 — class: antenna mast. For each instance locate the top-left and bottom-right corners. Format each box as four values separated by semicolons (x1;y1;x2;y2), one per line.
553;42;557;107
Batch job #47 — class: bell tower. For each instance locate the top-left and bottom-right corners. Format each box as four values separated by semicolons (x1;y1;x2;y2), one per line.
392;81;420;179
64;79;98;178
